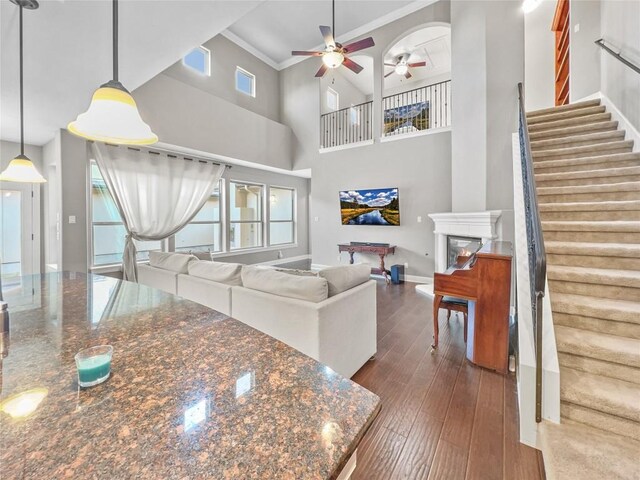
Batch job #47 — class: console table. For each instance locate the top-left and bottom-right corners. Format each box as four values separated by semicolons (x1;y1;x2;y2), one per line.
338;243;397;283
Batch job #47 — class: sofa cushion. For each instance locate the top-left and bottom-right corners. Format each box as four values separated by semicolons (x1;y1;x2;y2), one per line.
190;250;214;261
148;251;197;274
241;266;328;303
188;260;243;286
319;264;371;297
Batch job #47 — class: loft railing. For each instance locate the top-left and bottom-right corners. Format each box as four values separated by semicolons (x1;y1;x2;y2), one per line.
382;80;451;137
595;38;640;75
517;82;547;423
320;101;373;149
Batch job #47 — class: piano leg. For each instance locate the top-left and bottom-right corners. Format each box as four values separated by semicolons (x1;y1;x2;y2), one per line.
431;294;442;351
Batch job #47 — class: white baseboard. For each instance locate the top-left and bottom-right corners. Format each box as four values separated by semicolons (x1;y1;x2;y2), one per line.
598;93;640;153
258;254;311;266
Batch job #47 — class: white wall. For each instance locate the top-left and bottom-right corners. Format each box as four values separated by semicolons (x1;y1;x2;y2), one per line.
320;69;368;115
524;0;557;111
601;0;640;131
570;0;601;102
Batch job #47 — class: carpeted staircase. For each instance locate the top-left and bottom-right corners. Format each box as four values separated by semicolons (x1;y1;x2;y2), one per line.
527;99;640;479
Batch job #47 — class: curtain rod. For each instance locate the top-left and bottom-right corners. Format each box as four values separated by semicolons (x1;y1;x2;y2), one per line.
92;141;232;169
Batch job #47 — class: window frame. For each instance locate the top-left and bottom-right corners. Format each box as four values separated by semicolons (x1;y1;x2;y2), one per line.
268;185;296;247
228;180;265;251
235;66;256;97
182;45;211;76
327;87;339;111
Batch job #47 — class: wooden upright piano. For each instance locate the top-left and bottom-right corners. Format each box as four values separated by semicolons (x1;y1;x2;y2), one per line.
433;241;513;373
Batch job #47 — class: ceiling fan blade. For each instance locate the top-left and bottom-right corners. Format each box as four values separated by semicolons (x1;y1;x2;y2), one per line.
342;37;375;54
408;61;427;67
384;70;395;78
319;25;335;48
291;50;324;56
343;57;364;74
405;71;412;79
384;63;397;67
315;63;329;78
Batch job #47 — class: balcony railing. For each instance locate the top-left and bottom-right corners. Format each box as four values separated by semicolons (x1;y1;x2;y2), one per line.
382;80;451;137
320;101;373;149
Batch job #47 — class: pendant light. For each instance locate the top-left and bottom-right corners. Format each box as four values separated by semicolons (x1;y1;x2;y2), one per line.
67;0;157;145
0;0;46;183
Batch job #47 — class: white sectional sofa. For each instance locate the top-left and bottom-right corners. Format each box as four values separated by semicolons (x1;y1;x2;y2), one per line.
136;253;377;378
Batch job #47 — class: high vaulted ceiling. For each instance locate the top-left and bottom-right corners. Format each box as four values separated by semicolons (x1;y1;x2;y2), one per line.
225;0;433;69
0;0;265;146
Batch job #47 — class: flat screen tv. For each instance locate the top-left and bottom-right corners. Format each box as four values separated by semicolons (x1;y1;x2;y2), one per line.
339;188;400;226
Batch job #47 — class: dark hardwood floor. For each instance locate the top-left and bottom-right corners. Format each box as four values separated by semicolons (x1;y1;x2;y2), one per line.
350;280;545;480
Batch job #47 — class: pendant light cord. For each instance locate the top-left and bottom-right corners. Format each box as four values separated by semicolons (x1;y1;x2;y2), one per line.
113;0;118;82
19;4;24;155
332;0;335;40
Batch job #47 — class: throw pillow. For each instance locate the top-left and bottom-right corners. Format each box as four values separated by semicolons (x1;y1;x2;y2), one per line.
188;260;243;286
149;251;197;274
241;266;328;303
318;264;371;296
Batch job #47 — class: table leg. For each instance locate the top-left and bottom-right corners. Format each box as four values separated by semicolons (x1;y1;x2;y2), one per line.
348;252;355;265
431;294;442;351
379;254;390;284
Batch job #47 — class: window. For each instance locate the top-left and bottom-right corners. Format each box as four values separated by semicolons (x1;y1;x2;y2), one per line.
269;187;295;246
174;182;223;254
235;67;255;97
90;162;161;266
350;104;360;126
183;46;211;76
327;88;339;111
229;182;263;250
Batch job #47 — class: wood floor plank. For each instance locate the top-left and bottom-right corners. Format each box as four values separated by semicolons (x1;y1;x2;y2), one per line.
465;371;505;480
351;282;545;480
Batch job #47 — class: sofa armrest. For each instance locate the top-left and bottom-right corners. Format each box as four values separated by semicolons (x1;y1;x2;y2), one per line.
231;280;377;378
177;274;232;316
138;264;179;295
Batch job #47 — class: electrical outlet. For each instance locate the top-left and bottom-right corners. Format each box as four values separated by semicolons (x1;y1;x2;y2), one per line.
574;23;580;33
69;215;76;224
314;216;319;222
404;262;409;270
278;251;284;259
417;216;422;223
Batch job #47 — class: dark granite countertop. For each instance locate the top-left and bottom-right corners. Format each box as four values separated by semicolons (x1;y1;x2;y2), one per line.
0;272;380;479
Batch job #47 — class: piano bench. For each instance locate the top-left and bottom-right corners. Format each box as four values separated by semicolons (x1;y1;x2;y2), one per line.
439;297;468;343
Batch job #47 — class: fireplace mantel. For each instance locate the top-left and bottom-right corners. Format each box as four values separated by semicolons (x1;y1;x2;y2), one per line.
416;211;503;298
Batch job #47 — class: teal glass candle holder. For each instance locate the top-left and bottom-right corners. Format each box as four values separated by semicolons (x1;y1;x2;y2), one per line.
75;345;113;388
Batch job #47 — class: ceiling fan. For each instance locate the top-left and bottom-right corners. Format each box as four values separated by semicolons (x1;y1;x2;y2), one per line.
291;0;375;78
384;55;427;79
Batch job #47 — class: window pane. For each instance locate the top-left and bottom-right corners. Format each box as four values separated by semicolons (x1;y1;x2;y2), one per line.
236;68;254;96
327;88;338;111
183;46;210;75
191;187;221;222
91;164;120;223
93;225;161;266
230;222;262;250
175;223;221;253
269;187;293;221
1;190;22;288
230;182;263;221
270;222;294;245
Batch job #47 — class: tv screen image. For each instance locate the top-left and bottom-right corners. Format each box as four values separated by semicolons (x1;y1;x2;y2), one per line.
339;188;400;226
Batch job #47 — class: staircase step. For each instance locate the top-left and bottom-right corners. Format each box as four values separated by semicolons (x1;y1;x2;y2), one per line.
530;130;626;151
542;220;640;243
545;240;640;270
539;420;640;480
532;140;634;162
551;292;640;325
555;325;640;368
527;99;601;118
527;105;607;125
535;166;640;187
539;200;640;221
537;182;640;203
554;312;640;340
561;403;640;442
560;367;640;422
533;151;640;174
528;120;618;142
548;265;640;301
528;112;612;133
559;352;640;385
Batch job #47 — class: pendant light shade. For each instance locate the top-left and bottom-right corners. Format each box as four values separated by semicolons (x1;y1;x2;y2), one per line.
68;81;158;145
1;155;46;183
1;0;46;184
68;0;157;146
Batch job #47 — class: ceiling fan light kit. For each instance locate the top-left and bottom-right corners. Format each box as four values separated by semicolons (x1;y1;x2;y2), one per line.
292;0;374;78
0;0;46;184
68;0;157;145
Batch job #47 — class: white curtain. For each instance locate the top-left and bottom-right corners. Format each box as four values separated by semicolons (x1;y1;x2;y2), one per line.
92;143;225;282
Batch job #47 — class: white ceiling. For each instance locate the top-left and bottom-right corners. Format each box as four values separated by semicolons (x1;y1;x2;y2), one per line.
0;0;265;146
383;25;451;90
225;0;432;69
